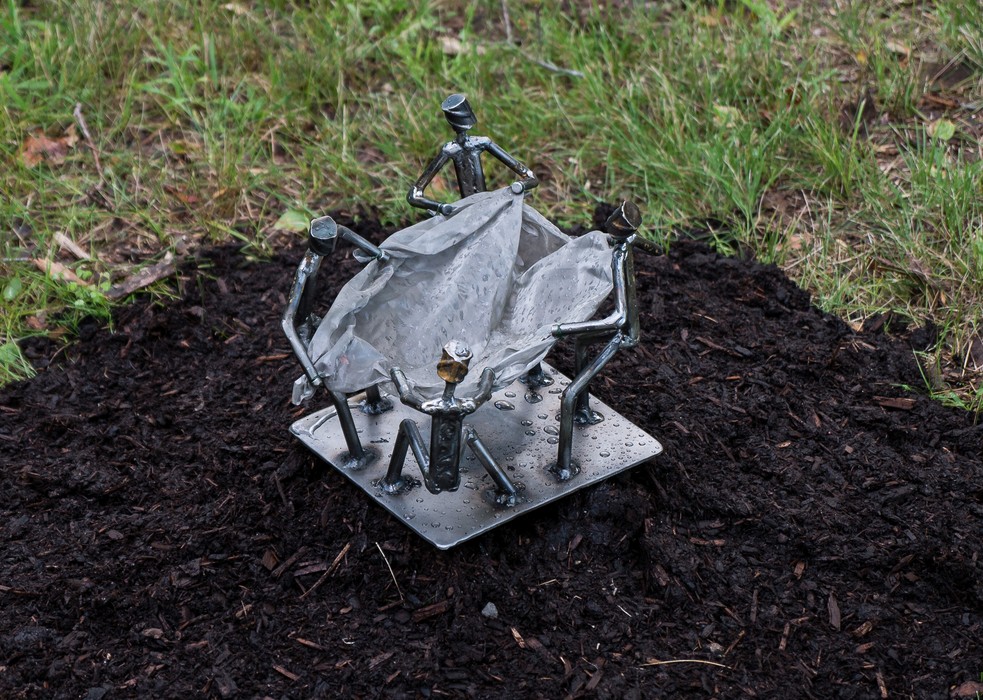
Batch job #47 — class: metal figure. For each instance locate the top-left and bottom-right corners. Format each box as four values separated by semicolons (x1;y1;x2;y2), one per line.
407;93;539;216
383;341;519;505
408;93;551;388
282;216;393;467
550;201;642;480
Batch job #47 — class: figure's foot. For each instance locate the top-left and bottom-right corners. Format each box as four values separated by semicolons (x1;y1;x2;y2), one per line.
521;364;554;389
380;477;406;495
360;394;394;415
489;489;518;508
340;449;377;471
573;407;604;425
549;461;581;482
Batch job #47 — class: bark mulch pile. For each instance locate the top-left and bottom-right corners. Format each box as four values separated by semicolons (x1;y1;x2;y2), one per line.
1;221;981;699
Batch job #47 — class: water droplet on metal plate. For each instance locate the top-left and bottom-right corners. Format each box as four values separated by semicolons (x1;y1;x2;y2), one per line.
494;400;515;411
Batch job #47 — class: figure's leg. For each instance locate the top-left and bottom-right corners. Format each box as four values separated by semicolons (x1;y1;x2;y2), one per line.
572;338;605;425
361;384;394;415
464;427;518;506
556;335;623;480
521;362;554;388
330;391;375;469
382;418;428;494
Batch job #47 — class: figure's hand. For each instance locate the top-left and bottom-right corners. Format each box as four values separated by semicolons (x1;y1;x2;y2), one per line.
510;182;525;194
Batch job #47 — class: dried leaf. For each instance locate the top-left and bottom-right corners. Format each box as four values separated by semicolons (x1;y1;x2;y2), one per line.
20;125;78;167
712;103;742;128
885;40;911;58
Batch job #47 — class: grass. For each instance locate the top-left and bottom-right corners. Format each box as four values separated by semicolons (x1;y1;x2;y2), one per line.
1;0;981;410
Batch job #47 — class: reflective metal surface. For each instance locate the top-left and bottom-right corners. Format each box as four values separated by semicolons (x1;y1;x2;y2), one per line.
290;364;662;549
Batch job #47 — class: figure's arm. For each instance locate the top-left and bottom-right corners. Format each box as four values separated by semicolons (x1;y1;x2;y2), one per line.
407;146;456;215
390;367;425;410
485;140;538;193
552;246;629;339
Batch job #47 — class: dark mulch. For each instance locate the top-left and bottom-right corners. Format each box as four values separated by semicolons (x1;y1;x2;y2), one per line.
1;220;981;699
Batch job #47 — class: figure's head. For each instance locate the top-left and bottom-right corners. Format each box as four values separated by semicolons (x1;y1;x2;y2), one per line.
437;340;473;384
604;201;642;240
441;93;477;133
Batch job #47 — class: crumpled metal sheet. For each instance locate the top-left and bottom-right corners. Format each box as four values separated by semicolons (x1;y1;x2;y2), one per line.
309;187;613;398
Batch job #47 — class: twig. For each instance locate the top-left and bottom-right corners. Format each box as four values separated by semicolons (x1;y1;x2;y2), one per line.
515;49;584;79
640;658;730;669
500;0;513;44
299;541;351;599
498;0;582;79
73;102;106;186
375;542;404;601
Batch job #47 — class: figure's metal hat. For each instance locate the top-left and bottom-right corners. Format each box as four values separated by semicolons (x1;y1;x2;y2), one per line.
604;201;642;239
441;93;477;132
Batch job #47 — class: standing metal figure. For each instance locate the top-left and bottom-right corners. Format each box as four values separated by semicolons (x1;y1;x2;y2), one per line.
407;94;539;216
408;93;552;388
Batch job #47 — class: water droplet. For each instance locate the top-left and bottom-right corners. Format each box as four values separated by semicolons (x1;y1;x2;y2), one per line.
525;392;543;404
546;437;559;444
537;413;548;420
525;430;536;436
520;420;533;427
505;391;516;398
600;451;611;458
625;442;634;447
494;400;515;411
415;498;424;503
548;388;562;394
543;425;559;436
431;522;440;528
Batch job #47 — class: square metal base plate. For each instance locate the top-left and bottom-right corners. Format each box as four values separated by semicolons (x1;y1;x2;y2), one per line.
290;364;662;549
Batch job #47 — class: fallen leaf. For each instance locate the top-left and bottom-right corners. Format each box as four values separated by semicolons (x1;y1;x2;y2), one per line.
440;35;464;56
273;209;310;233
3;276;22;301
927;118;956;141
952;680;983;698
20;125;78;167
885;39;911;59
712;103;742;128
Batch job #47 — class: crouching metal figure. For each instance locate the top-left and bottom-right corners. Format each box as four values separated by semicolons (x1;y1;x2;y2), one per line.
551;201;642;481
282;215;393;469
384;341;520;506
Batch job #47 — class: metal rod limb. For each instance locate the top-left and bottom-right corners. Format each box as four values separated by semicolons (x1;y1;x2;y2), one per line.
362;384;394;415
330;390;365;462
557;334;624;478
572;338;604;424
384;418;428;493
465;428;518;501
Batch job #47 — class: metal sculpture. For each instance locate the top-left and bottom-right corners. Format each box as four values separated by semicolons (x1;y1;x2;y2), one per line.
283;94;661;548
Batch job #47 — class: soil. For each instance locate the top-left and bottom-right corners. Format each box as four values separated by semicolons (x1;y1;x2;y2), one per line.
2;216;981;700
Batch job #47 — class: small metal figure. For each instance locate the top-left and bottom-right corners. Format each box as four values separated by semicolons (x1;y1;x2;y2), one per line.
408;93;551;388
550;201;642;480
407;93;539;216
383;341;519;505
282;216;393;466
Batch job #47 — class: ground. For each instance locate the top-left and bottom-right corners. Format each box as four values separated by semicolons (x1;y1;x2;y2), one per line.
1;217;981;699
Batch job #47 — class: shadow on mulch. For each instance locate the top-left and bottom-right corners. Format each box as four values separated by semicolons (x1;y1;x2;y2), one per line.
1;223;981;699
